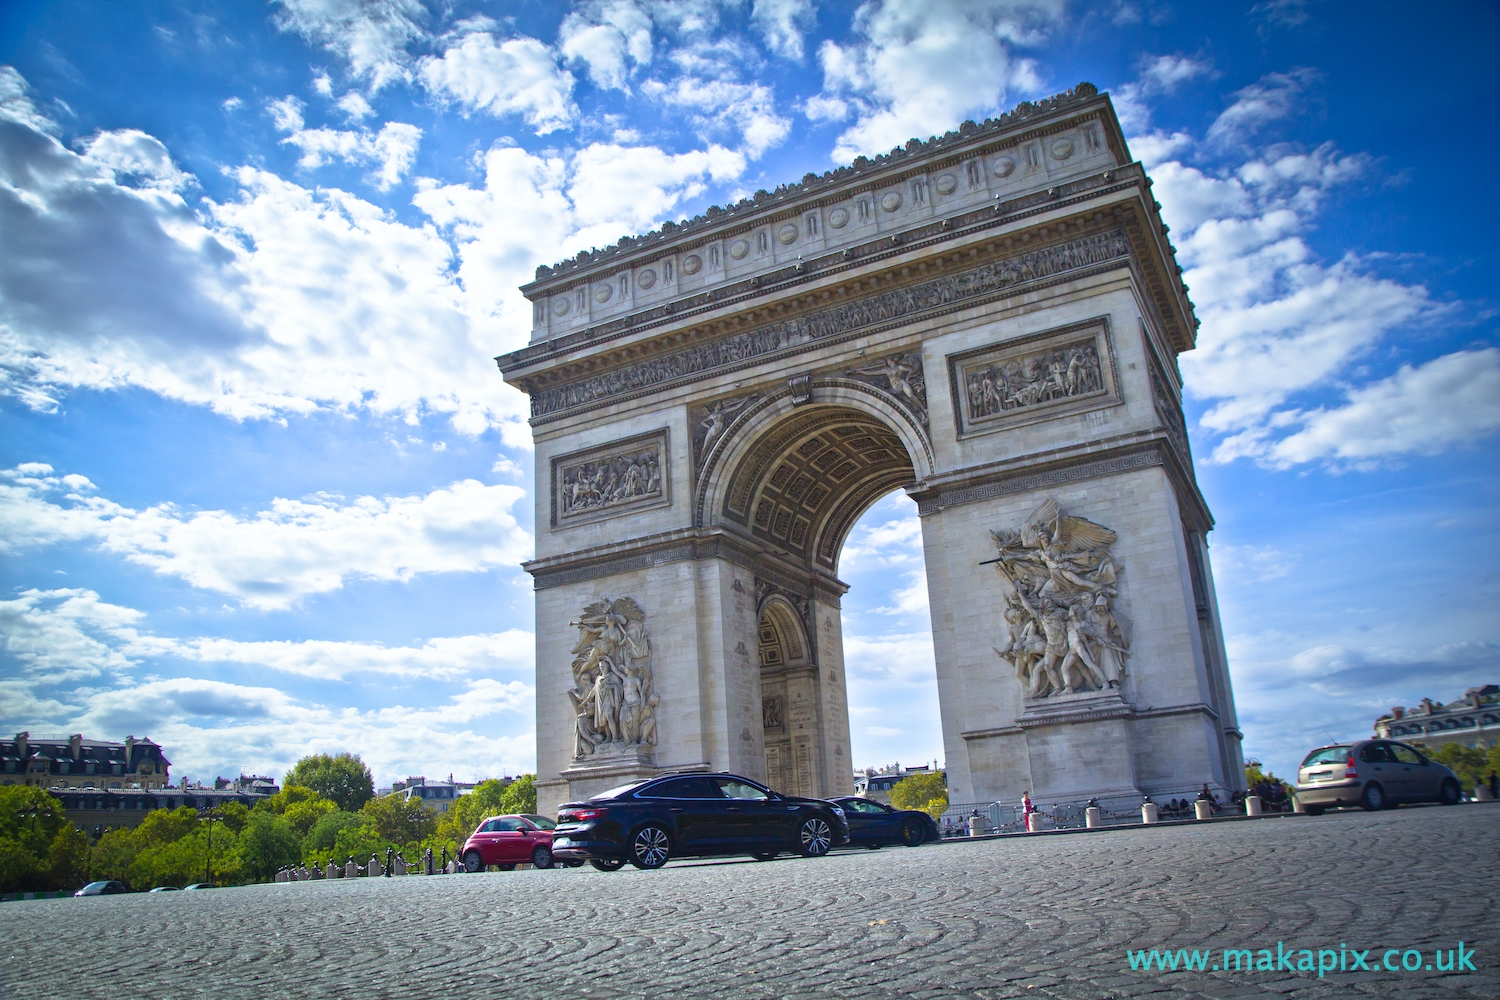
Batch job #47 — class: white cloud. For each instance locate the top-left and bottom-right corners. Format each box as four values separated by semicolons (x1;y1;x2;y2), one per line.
843;631;936;686
751;0;817;60
1257;349;1500;468
1;464;532;609
419;32;577;134
643;76;789;159
273;0;428;92
865;725;904;737
0;588;142;680
1113;52;1214;134
1206;67;1320;148
0;588;539;780
271;100;422;190
336;92;375;120
812;0;1064;161
559;0;655;90
0;69;751;440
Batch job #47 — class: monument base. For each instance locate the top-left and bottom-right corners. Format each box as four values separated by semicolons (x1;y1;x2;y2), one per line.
558;745;673;803
1018;689;1141;804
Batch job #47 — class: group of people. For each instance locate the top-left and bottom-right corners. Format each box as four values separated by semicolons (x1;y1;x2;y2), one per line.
965;341;1104;419
559;451;661;516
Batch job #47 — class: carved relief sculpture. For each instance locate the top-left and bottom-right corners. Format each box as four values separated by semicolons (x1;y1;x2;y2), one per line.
965;339;1102;420
559;448;661;517
532;230;1131;418
552;430;670;527
693;394;759;472
989;498;1132;698
849;352;929;426
568;596;660;759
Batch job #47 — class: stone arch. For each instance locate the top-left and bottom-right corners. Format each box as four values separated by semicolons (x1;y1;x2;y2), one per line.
756;594;810;669
697;380;932;572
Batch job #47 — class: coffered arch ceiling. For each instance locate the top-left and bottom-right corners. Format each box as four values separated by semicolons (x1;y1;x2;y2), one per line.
723;406;916;572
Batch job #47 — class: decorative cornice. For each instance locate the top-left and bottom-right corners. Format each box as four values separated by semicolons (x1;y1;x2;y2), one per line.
913;442;1165;516
528;229;1132;421
526;84;1103;285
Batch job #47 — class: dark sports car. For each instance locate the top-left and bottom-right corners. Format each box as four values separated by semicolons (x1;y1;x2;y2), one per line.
830;796;940;847
553;772;849;870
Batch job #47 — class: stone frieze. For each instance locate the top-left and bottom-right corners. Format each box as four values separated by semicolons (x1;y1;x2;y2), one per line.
530;230;1132;419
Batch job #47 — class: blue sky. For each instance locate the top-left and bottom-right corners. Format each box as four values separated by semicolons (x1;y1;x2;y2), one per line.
1;0;1496;791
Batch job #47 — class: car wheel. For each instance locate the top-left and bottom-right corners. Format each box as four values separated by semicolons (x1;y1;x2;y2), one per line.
531;845;554;869
629;824;671;870
589;859;625;872
563;859;585;868
1439;779;1461;806
461;850;483;873
1303;805;1324;816
900;817;927;847
798;816;833;857
1360;782;1385;811
752;850;779;862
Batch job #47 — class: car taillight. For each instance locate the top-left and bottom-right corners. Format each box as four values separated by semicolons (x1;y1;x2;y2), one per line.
560;806;606;823
1345;755;1357;778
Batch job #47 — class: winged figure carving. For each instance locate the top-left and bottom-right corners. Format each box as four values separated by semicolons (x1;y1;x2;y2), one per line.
989;499;1131;699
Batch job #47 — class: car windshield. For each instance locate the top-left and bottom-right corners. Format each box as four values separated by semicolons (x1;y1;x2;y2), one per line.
594;781;649;800
1302;746;1351;766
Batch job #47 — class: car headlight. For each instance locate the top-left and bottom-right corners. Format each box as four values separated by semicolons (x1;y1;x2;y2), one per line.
830;804;845;817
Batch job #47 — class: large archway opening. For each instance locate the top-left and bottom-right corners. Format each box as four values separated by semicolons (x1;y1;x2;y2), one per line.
714;399;941;797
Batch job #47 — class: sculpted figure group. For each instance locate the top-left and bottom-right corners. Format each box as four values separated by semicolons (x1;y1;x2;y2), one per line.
991;498;1133;698
967;340;1102;420
560;450;661;516
568;596;660;759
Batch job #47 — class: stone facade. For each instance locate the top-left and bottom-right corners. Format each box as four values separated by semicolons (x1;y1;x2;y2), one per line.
498;84;1244;816
1376;685;1500;751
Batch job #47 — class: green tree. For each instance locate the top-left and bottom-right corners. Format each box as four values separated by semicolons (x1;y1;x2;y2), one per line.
499;774;537;815
361;794;436;856
0;786;69;859
218;800;250;834
91;827;140;884
302;810;368;859
48;825;89;889
0;838;42;892
255;784;323;814
134;806;200;849
284;753;375;812
331;823;389;868
283;798;337;837
890;772;948;814
241;811;302;882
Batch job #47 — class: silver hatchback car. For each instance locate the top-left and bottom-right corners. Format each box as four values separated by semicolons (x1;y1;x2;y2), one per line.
1295;739;1461;815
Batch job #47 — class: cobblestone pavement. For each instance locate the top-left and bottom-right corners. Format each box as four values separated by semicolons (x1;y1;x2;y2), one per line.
3;804;1496;1000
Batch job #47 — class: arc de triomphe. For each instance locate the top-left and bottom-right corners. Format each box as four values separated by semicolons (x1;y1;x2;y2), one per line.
497;84;1244;816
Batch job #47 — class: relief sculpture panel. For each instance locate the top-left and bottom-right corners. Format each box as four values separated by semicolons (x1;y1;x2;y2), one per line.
567;596;659;759
989;498;1133;699
947;318;1118;438
551;429;669;527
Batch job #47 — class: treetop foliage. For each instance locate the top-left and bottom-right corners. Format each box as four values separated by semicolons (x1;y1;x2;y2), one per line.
283;753;375;812
889;772;948;814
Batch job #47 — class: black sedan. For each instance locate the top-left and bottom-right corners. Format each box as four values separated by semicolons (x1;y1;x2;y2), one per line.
831;797;939;848
553;772;849;870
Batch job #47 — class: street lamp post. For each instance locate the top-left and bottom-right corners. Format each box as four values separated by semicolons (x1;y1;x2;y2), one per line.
201;806;219;885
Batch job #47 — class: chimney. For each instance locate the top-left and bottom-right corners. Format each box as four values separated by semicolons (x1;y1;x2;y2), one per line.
70;734;83;759
124;735;136;764
15;732;28;760
1392;707;1404;719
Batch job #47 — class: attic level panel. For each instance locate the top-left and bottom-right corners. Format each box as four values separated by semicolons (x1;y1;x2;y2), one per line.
525;104;1119;343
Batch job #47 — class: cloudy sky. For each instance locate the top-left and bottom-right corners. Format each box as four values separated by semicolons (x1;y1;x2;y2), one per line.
1;1;1496;791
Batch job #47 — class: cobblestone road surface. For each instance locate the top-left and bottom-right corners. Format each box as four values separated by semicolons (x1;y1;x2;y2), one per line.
3;804;1496;1000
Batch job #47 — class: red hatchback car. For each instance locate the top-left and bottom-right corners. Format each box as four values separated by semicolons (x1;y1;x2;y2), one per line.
461;814;558;871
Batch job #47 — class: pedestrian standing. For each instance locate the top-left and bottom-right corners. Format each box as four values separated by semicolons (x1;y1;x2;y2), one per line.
1021;791;1037;833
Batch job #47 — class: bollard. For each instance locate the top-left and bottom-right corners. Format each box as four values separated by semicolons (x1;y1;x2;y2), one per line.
1141;802;1159;824
967;815;988;837
385;847;394;878
1194;799;1212;820
1245;795;1263;817
1085;806;1102;829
